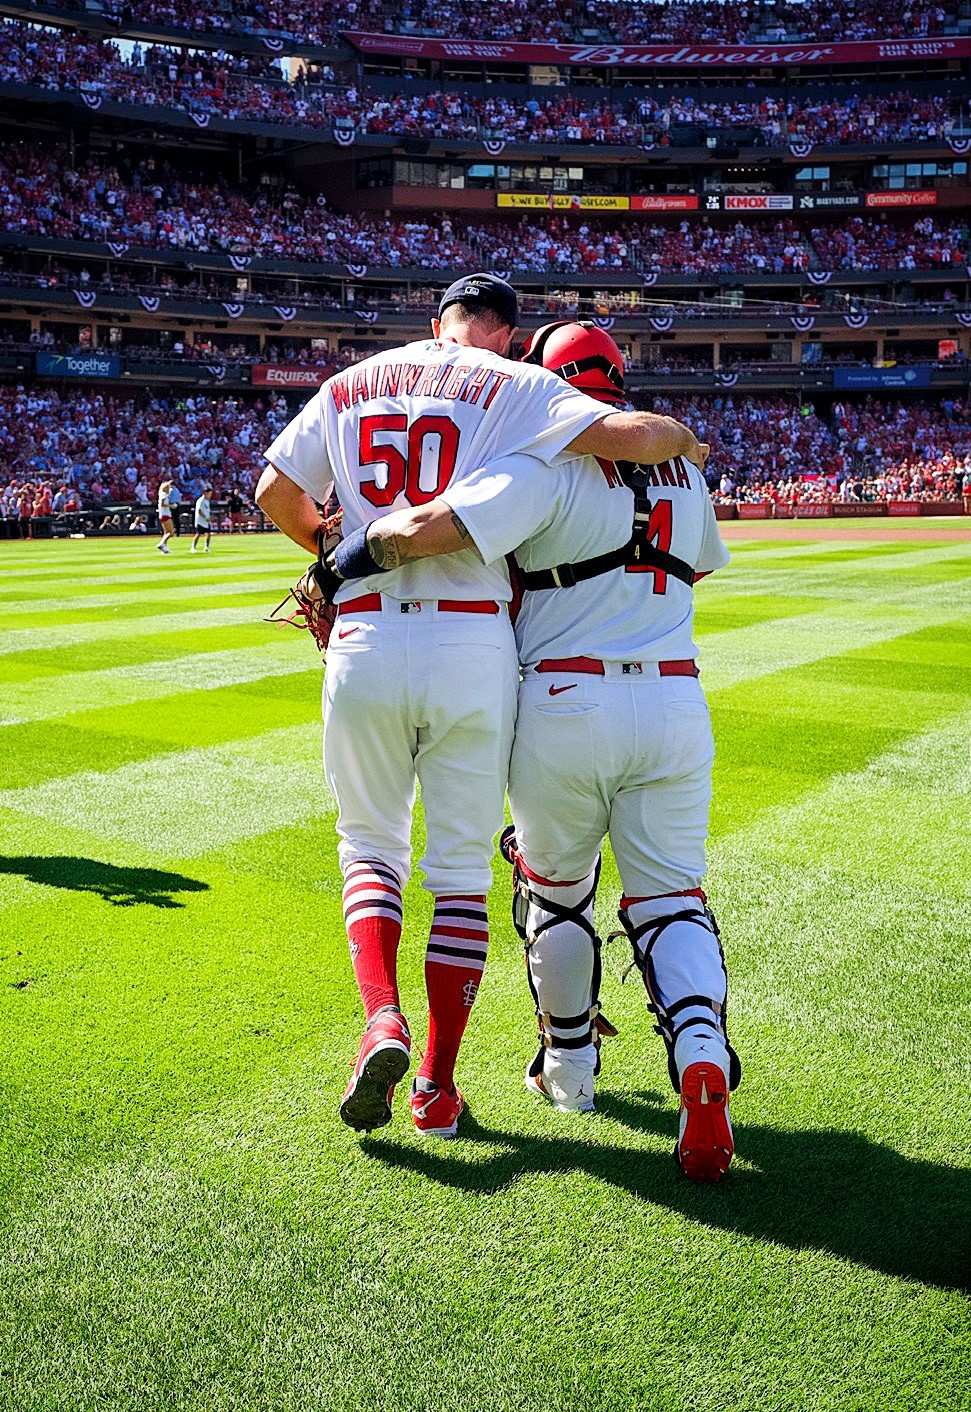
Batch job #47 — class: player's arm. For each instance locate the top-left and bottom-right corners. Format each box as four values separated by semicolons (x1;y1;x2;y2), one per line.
329;499;475;578
567;411;709;471
255;464;323;556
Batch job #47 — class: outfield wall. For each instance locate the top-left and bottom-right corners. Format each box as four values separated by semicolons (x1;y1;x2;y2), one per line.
715;501;967;521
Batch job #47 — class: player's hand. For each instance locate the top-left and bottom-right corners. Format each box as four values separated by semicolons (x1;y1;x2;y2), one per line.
682;431;710;469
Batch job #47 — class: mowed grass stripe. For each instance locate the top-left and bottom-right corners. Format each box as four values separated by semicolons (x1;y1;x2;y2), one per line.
0;562;294;596
0;723;334;855
708;620;971;835
700;568;971;691
0;572;297;616
0;621;304;684
0;586;288;633
708;706;971;1132
0;541;293;582
0;605;288;655
6;672;320;787
0;642;318;725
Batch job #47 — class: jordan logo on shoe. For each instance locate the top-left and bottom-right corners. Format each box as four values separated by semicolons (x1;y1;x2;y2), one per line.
576;1084;589;1098
549;683;576;696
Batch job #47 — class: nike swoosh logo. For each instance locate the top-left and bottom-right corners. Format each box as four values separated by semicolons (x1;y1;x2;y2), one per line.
548;683;576;696
338;626;361;640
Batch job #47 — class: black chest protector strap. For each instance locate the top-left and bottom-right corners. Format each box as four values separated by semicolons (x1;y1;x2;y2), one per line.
517;481;696;591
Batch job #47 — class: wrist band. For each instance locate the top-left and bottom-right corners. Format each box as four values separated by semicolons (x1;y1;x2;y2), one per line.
333;524;387;579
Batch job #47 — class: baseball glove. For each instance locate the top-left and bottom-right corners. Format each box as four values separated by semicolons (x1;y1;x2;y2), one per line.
265;507;344;653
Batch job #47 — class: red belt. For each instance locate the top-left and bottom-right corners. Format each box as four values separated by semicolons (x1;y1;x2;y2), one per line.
338;594;500;616
535;655;699;677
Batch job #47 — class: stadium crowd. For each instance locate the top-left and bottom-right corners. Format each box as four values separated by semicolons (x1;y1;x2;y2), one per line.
655;392;971;497
25;0;960;45
2;386;966;536
3;148;969;277
1;23;967;147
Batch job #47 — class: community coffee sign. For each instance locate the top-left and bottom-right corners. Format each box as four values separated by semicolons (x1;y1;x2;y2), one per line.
346;31;971;68
251;364;334;387
865;190;939;207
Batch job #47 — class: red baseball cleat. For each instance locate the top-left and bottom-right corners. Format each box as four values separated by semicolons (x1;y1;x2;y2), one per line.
676;1060;733;1182
339;1007;411;1133
410;1078;465;1138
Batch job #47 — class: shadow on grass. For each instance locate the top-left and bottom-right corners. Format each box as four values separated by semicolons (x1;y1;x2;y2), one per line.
0;855;209;909
366;1089;970;1293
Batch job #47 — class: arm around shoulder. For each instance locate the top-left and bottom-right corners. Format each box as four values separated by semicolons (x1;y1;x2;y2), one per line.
567;411;709;470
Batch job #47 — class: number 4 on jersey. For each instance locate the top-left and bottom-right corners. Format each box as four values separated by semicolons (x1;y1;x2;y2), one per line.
627;498;673;594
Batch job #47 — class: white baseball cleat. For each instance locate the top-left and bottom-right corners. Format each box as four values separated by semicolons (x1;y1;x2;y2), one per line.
524;1050;595;1113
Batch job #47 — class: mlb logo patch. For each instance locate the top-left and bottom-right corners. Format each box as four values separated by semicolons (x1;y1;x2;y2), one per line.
400;601;423;614
622;662;643;675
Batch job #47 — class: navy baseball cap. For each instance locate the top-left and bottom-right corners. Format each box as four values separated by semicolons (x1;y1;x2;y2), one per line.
438;273;519;329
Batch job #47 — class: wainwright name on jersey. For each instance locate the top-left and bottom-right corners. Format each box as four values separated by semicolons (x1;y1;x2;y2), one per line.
263;338;605;604
443;450;729;664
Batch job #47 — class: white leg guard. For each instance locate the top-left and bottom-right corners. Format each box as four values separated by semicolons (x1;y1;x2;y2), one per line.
501;830;613;1113
618;895;741;1095
523;873;600;1112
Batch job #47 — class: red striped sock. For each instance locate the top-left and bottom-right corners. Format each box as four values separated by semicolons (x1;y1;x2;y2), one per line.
420;894;489;1089
341;860;403;1022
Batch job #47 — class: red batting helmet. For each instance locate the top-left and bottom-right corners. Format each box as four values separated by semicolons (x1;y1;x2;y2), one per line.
521;320;626;405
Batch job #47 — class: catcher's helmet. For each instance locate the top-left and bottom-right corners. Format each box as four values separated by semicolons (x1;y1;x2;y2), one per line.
521;320;625;405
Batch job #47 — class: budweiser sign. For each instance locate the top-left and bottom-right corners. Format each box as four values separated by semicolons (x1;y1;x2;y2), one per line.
345;30;971;68
252;364;334;388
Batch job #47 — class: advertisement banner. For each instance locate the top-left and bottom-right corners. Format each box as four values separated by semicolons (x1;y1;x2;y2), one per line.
36;351;120;378
796;193;863;210
793;503;833;518
921;500;964;516
496;193;629;209
833;366;931;390
630;194;699;211
724;194;794;211
888;501;922;516
345;31;971;68
251;364;334;388
736;503;773;518
832;503;888;517
865;190;938;208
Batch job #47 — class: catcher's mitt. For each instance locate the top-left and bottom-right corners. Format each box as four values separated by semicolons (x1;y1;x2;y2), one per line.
265;507;344;653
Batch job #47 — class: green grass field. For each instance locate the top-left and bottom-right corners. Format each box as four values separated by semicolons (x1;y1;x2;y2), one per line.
2;529;969;1412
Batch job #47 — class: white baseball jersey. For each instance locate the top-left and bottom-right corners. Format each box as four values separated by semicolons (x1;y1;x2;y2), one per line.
158;491;171;517
263;338;604;604
443;451;729;665
194;494;211;527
